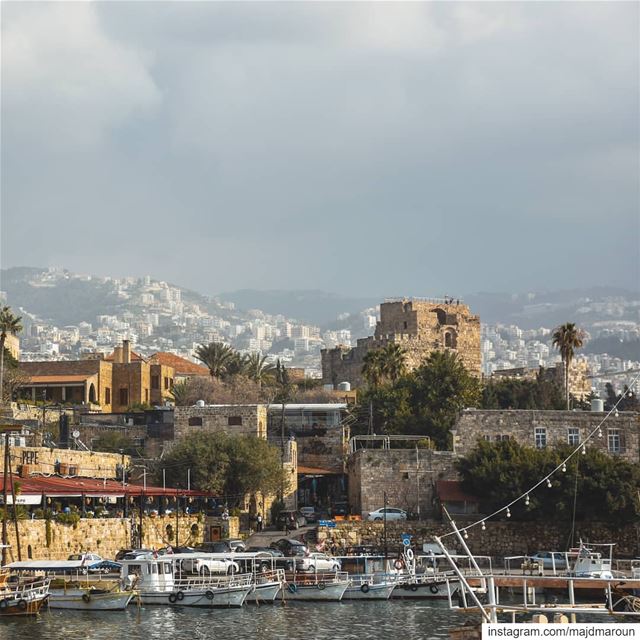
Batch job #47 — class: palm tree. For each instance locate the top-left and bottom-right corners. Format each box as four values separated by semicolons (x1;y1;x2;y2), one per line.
379;343;407;382
194;342;236;379
362;349;385;388
169;380;190;406
0;306;22;404
552;322;585;410
243;352;276;387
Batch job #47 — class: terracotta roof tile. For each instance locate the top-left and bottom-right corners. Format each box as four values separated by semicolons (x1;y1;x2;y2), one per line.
148;352;209;376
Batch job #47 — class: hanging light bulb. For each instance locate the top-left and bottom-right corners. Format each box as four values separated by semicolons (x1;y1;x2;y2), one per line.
614;409;619;417
547;478;552;488
562;463;567;473
481;521;486;531
525;494;530;506
598;428;603;438
506;507;511;518
463;530;469;539
582;444;586;455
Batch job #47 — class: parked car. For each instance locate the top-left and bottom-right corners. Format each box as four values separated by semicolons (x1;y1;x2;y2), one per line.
296;552;340;573
330;502;349;517
247;547;294;571
529;552;567;570
276;511;306;530
299;507;318;523
270;538;309;557
366;507;407;522
197;539;246;553
179;554;240;576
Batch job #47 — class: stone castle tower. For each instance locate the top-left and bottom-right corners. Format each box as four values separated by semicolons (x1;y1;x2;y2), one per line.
321;298;481;388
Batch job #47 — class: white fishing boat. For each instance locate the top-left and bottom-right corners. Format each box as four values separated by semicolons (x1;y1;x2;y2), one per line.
120;553;253;607
249;569;286;603
282;571;349;601
6;555;130;611
337;555;398;600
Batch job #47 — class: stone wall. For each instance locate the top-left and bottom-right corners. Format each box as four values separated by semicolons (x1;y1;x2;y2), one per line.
174;405;268;440
321;299;481;388
453;410;640;462
1;515;203;563
347;449;458;517
1;446;129;479
317;520;640;558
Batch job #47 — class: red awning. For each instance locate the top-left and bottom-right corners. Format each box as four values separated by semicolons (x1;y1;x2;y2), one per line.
0;474;213;498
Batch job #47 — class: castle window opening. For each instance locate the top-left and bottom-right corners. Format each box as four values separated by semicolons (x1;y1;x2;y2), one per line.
188;417;203;427
228;416;243;426
608;429;622;454
444;331;457;348
88;383;97;404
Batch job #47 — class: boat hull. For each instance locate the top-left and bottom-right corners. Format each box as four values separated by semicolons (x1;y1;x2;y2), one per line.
49;589;134;610
0;594;48;616
282;582;348;601
138;586;251;607
392;580;457;599
343;582;395;600
247;582;282;604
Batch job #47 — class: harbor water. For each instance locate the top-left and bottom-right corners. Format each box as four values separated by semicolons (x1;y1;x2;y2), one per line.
0;601;462;640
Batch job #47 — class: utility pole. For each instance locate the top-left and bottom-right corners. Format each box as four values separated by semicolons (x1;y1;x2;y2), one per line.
383;490;388;560
175;490;180;548
416;445;421;521
2;432;9;566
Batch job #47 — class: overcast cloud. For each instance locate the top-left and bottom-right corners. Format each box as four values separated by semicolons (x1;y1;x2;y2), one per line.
1;2;638;297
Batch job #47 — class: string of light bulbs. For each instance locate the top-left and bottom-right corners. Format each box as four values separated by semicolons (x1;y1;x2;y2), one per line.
442;371;640;539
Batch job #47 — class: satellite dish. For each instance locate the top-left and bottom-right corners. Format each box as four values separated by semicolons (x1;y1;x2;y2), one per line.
72;430;80;439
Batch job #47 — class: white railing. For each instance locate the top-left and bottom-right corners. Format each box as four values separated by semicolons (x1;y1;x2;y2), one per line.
174;573;254;590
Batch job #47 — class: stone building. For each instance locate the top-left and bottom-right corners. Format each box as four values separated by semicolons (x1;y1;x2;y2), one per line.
174;404;268;440
321;298;481;388
347;447;458;518
452;409;640;463
18;340;175;411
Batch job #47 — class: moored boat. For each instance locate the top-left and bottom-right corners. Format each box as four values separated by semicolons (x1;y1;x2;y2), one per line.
282;571;349;601
0;573;50;616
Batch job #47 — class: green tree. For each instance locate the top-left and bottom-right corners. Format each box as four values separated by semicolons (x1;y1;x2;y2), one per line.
195;342;236;379
243;353;276;387
0;306;22;404
552;323;585;410
92;431;135;455
158;432;287;502
361;349;385;389
379;343;407;383
457;440;640;526
169;380;190;406
482;372;564;410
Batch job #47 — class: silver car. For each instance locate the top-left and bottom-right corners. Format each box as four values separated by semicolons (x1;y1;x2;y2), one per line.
366;507;407;522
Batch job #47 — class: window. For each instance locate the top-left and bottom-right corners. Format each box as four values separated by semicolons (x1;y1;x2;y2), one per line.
496;435;510;442
228;416;243;426
482;435;492;441
403;321;408;330
105;388;111;405
164;564;172;574
567;427;580;446
534;427;547;449
164;377;170;390
151;376;159;390
188;417;203;427
608;429;621;454
119;388;129;407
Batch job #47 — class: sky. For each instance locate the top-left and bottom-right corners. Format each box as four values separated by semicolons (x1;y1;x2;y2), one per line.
1;2;639;298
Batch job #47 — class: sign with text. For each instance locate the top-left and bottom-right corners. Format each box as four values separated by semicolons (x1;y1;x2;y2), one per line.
318;520;337;528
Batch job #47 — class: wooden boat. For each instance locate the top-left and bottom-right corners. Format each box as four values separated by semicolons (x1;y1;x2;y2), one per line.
0;572;50;616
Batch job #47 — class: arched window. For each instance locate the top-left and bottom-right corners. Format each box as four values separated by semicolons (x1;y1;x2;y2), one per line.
444;331;457;348
88;383;97;404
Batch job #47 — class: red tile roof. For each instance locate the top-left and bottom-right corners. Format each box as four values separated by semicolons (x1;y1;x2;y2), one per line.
148;352;209;376
0;474;211;497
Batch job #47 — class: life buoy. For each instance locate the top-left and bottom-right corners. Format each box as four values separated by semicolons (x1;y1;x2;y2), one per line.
405;549;414;561
394;560;404;570
82;593;91;603
205;590;215;601
17;599;27;610
168;593;178;603
317;582;326;591
429;584;439;594
287;583;297;594
176;591;185;601
360;583;370;594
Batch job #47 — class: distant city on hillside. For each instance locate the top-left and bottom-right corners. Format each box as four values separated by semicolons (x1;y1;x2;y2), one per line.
1;266;638;397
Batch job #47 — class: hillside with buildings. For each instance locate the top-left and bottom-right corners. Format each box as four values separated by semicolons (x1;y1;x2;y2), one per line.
1;266;639;396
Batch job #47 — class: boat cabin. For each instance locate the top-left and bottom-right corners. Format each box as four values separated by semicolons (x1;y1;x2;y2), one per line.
120;555;175;591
